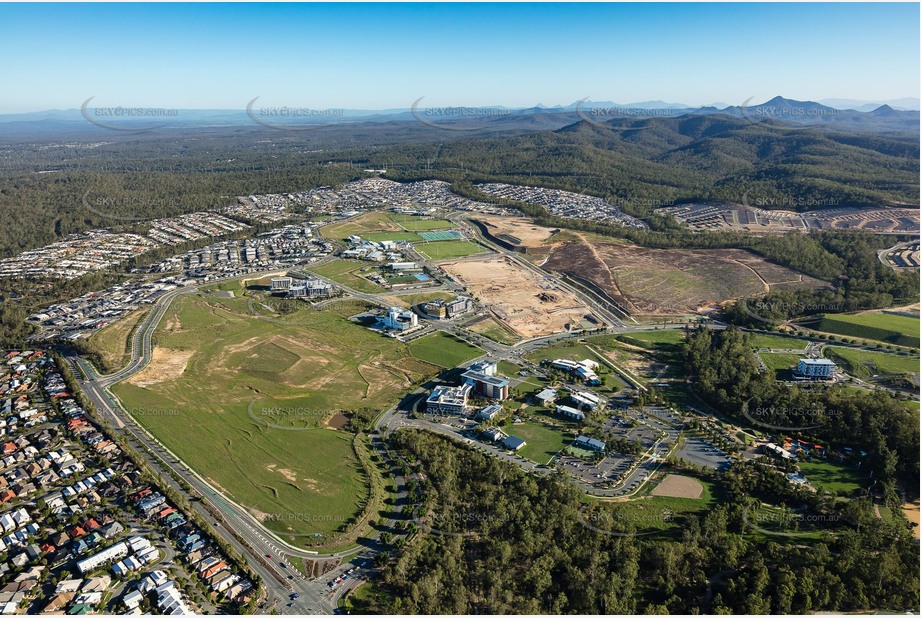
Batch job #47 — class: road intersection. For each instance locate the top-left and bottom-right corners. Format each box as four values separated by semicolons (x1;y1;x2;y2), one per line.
57;211;811;613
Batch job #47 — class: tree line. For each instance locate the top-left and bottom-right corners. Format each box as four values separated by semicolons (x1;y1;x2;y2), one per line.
352;430;918;614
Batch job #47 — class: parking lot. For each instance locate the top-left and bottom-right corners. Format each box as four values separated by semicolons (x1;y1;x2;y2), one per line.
556;451;635;486
417;398;729;492
677;436;731;471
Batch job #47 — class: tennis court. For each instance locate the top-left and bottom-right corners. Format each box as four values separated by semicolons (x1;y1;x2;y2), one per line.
419;229;464;241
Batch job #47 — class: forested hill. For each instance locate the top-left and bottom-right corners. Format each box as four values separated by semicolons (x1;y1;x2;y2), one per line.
0;110;916;262
382;114;919;215
357;430;919;615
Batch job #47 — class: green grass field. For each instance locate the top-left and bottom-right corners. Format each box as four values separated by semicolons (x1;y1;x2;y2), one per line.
208;279;243;294
86;308;148;373
362;231;423;243
616;329;686;347
824;347;920;378
386;275;420;284
407;332;482;368
806;311;920;348
388;291;456;309
565;444;598;460
759;352;806;372
308;259;386;294
523;341;599;365
747;333;810;350
111;292;440;542
797;459;866;495
321;211;397;240
586;474;718;538
466;317;522;345
748;503;828;541
322;211;453;241
416;240;488;261
511;421;570;464
388;214;454;231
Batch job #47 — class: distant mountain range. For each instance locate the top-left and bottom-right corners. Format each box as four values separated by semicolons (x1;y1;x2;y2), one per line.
0;96;917;138
818;97;920;111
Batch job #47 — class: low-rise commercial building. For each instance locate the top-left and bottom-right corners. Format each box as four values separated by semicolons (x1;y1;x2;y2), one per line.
556;404;585;422
425;384;472;415
573;435;606;453
795;358;836;379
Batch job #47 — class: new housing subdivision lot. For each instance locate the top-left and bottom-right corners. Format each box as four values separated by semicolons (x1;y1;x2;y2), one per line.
109;291;443;543
439;256;599;339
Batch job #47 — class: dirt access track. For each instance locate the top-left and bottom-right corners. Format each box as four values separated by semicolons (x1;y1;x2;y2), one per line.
542;238;829;315
439;256;598;339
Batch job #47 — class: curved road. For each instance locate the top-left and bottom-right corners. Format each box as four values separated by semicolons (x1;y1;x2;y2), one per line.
61;213;753;613
65;268;382;615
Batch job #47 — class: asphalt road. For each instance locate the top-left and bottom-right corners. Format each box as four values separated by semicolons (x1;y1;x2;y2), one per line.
62;267;382;614
57;214;829;614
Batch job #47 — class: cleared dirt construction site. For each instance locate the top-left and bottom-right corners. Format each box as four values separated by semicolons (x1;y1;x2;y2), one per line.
543;239;828;315
651;474;704;499
475;215;557;249
439;256;598;338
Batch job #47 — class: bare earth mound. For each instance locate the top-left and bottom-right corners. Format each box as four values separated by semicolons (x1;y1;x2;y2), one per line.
651;474;704;499
439;256;597;339
543;240;828;315
475;215;556;250
127;348;193;386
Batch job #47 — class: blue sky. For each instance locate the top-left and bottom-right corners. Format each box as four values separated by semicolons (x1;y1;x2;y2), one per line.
1;3;918;112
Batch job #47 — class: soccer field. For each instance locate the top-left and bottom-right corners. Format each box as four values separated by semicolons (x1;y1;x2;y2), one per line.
389;213;454;231
418;229;464;241
416;240;488;261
